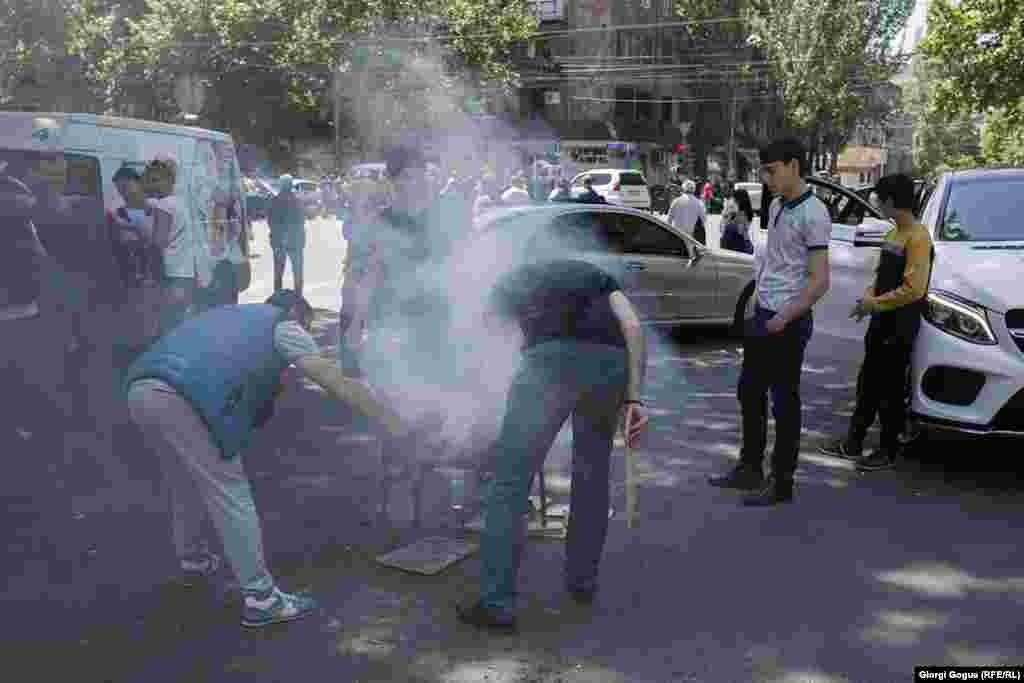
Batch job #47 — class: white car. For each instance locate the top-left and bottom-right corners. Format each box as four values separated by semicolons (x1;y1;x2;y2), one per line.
350;162;387;181
571;169;652;210
904;168;1024;439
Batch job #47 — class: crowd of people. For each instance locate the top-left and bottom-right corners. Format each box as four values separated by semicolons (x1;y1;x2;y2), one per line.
3;133;932;634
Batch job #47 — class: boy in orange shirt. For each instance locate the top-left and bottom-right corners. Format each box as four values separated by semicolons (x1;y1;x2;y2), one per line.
820;174;934;471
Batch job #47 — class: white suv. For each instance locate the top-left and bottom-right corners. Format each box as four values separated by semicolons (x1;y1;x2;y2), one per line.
907;168;1024;439
571;169;651;210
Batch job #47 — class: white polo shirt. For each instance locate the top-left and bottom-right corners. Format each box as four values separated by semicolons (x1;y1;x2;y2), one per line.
754;187;831;313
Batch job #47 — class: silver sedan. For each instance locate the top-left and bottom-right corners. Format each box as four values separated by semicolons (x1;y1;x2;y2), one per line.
472;204;756;332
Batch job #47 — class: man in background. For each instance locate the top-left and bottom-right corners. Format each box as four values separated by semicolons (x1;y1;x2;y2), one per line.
268;174;307;296
576;176;606;204
668;180;705;243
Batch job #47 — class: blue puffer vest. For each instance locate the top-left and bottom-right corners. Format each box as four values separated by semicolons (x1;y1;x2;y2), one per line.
123;304;289;459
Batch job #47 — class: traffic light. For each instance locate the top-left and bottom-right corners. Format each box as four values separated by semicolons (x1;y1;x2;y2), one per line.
675;144;686;163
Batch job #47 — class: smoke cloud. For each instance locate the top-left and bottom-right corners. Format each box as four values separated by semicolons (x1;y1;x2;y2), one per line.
341;37;686;467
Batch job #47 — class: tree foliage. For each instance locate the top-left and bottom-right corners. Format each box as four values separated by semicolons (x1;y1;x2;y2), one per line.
981;100;1024;168
904;58;982;177
2;0;537;142
673;0;913;138
918;0;1024;124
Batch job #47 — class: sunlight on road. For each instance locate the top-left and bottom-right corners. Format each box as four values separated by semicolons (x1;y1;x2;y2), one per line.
874;563;1024;598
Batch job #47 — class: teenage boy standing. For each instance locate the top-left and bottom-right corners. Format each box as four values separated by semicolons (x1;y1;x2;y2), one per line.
708;137;831;506
819;174;933;471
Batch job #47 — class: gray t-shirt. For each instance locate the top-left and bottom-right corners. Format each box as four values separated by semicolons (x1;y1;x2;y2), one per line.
754;189;831;313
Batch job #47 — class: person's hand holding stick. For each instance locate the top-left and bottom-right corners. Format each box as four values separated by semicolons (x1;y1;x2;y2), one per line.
621;400;649;529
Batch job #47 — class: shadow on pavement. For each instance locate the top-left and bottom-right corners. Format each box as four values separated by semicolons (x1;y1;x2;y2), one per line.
7;312;1024;682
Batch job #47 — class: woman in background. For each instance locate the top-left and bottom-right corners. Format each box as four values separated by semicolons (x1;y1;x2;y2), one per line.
720;188;755;254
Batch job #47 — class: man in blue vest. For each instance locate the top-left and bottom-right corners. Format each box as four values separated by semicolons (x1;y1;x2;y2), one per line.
124;290;418;627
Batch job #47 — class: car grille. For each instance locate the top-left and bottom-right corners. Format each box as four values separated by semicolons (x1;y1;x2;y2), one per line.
1006;309;1024;353
991;388;1024;432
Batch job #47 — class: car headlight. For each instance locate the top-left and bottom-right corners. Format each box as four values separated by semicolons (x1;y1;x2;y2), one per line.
924;291;998;345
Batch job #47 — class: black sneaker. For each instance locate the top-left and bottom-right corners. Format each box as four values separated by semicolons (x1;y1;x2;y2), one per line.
818;438;861;460
455;600;517;632
741;476;793;506
708;464;763;490
856;450;897;472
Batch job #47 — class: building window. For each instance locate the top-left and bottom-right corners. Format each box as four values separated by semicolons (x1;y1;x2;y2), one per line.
662;99;672;123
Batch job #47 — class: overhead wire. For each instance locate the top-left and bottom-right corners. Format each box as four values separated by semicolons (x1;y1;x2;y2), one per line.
152;16;751;51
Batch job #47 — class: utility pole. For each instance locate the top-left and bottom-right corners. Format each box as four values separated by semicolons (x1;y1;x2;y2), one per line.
728;73;738;182
334;44;342;173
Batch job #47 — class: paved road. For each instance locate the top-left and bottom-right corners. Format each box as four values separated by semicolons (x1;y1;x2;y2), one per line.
5;212;1023;682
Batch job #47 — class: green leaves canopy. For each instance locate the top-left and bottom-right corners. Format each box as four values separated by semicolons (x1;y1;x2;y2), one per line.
674;0;913;131
918;0;1024;124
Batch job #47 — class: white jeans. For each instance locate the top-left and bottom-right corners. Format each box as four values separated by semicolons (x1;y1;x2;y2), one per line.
126;379;274;594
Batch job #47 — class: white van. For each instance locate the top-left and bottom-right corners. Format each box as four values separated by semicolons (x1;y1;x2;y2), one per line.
0;112;251;339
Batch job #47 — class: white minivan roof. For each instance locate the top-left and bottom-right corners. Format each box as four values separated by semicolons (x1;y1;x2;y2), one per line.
0;112;232;153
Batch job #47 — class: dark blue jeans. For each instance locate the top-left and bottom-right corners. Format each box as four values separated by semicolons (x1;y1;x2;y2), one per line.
737;305;813;481
480;341;627;611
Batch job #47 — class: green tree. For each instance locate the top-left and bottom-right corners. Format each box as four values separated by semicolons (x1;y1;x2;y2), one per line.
905;58;982;177
918;0;1024;124
981;101;1024;167
108;0;536;140
673;0;914;167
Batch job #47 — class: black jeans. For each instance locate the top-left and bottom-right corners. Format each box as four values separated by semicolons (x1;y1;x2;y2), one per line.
848;321;914;451
738;305;813;481
271;238;305;296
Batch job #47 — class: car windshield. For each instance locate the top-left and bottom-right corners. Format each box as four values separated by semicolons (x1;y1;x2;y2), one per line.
940;178;1024;242
620;173;646;186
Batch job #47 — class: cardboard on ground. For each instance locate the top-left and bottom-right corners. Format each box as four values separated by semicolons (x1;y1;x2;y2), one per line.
375;536;479;576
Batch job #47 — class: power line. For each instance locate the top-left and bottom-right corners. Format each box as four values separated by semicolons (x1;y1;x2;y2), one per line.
572;94;782;104
153;17;750;51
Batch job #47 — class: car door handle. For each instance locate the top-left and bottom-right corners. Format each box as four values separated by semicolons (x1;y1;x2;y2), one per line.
626;261;646;271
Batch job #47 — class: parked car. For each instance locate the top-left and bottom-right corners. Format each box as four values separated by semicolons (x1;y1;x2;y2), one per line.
471;204;755;332
898;168;1024;440
853;178;935;218
570;169;652;211
242;176;274;221
269;177;323;218
801;176;893;246
350;162;387;181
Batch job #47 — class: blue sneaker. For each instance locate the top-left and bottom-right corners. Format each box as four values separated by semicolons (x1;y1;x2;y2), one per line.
241;587;318;628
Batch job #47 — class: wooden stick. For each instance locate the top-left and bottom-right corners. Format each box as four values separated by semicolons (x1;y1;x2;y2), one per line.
624;428;636;529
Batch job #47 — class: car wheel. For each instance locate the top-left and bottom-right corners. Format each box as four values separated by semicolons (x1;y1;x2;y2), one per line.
731;281;756;338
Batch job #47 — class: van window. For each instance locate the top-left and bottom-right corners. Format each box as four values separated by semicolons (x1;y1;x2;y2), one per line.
0;149;102;200
619;172;646;186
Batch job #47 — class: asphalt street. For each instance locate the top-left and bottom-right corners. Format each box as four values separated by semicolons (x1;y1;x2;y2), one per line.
3;213;1023;683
